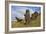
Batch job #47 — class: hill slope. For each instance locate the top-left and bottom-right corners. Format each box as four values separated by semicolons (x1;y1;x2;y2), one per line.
12;14;41;28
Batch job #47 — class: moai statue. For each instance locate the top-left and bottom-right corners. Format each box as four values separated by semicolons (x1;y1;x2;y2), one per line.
24;9;30;24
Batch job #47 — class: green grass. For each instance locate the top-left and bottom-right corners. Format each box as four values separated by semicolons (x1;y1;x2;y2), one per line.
12;15;41;28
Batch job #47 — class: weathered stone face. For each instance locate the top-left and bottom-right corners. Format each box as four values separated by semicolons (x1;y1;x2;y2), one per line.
31;11;39;20
24;9;30;24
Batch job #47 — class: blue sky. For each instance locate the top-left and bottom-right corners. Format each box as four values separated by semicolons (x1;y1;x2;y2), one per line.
11;6;41;20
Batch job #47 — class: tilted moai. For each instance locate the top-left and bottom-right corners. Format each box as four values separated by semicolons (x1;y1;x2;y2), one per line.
24;9;30;24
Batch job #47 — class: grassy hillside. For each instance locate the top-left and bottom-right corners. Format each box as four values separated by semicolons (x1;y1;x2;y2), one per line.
12;15;41;28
